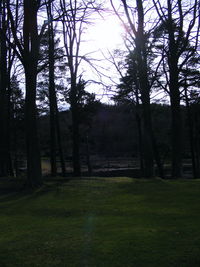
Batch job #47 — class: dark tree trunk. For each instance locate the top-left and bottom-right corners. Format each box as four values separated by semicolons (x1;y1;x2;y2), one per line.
135;106;144;173
185;90;197;178
13;119;19;177
6;74;14;176
70;80;81;177
135;0;154;178
46;0;66;177
0;1;10;177
167;0;183;178
49;101;57;177
152;133;164;178
47;1;57;176
25;70;42;187
170;80;182;178
23;0;42;187
86;133;92;176
55;105;66;176
194;112;200;176
4;0;42;184
133;79;144;173
71;99;81;177
140;93;154;178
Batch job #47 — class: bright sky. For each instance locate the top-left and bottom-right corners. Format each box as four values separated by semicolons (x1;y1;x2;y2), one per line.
81;14;125;103
37;2;126;105
87;15;124;50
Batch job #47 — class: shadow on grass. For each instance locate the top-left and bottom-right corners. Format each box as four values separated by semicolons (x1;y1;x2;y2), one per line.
0;180;57;205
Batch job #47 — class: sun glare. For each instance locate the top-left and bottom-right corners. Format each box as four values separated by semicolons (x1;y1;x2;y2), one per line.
81;14;125;103
88;16;124;50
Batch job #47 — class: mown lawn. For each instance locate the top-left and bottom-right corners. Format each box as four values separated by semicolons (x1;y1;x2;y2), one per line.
0;177;200;266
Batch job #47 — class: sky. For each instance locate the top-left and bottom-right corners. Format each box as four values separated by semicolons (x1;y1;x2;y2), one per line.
15;1;126;106
87;14;124;50
80;11;126;103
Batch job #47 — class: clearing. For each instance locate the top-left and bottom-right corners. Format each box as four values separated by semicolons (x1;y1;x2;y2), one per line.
0;177;200;266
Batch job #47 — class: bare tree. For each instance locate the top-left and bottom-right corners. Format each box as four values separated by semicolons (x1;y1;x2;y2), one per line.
6;0;46;187
111;0;164;178
0;0;10;176
0;0;17;176
58;0;102;176
45;0;66;177
153;0;200;177
45;0;57;176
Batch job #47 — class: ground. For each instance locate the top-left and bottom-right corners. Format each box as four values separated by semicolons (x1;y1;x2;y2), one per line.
0;177;200;266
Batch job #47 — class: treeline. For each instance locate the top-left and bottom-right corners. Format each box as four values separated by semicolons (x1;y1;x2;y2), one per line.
0;0;200;187
6;102;200;177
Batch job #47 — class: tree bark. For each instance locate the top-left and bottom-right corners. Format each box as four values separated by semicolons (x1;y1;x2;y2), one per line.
185;89;197;178
55;105;66;176
0;0;10;176
71;90;81;177
23;0;42;187
25;70;42;187
86;133;92;176
47;1;57;176
135;0;154;177
167;0;182;178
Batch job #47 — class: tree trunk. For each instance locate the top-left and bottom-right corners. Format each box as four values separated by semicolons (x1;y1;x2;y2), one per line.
46;0;66;177
136;51;154;178
135;108;144;173
25;70;42;187
47;3;57;177
55;105;66;176
194;112;200;176
170;85;182;178
135;0;154;178
184;84;198;178
86;133;92;176
23;0;42;187
71;101;81;177
0;1;10;177
167;0;182;178
6;73;14;176
168;53;182;178
141;97;154;178
152;133;164;178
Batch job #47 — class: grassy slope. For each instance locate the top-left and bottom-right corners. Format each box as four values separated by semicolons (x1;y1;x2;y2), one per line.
0;177;200;266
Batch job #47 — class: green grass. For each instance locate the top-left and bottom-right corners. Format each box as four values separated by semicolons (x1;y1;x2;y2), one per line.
1;177;200;266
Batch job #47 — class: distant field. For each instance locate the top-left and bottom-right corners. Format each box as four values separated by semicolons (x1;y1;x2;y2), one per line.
0;177;200;266
18;157;193;178
40;157;141;175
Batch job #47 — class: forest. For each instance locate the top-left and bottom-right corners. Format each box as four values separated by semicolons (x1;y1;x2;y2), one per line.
0;0;200;187
1;1;200;266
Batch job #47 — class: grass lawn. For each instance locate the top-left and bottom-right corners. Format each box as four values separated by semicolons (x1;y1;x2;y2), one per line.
0;177;200;266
